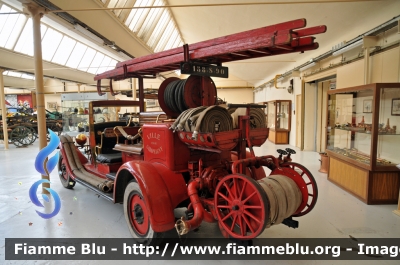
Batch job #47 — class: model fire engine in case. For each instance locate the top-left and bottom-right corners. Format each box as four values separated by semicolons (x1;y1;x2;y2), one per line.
58;19;324;245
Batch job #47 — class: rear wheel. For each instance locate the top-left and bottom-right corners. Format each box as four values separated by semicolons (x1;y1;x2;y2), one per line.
123;181;164;245
28;127;37;144
58;155;75;189
10;126;33;147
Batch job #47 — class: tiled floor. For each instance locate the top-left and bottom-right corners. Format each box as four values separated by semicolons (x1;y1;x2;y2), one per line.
1;139;400;265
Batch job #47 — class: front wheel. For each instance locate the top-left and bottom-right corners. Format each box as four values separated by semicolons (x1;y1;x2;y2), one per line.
58;155;75;189
214;174;269;240
123;181;164;245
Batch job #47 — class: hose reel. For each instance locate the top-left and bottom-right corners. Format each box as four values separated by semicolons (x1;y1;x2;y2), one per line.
158;75;217;118
164;79;187;113
258;175;302;228
229;107;266;129
171;106;233;139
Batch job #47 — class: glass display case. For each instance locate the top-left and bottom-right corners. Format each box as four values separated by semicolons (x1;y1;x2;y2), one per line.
267;100;291;144
326;83;400;204
61;93;115;136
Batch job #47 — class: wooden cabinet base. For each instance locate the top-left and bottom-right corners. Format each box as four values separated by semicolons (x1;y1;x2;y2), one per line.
268;129;289;144
328;156;400;204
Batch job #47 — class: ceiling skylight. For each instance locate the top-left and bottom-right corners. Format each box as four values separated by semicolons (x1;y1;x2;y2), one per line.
102;0;184;52
0;1;121;76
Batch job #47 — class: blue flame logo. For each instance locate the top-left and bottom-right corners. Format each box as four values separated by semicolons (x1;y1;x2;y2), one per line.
29;130;61;219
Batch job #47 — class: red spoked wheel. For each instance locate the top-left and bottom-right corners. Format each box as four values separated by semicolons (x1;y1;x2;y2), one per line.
214;174;269;239
123;181;164;245
280;162;318;217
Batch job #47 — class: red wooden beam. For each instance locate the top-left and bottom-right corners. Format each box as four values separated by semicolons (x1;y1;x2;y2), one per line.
292;25;327;37
115;18;307;69
94;19;326;81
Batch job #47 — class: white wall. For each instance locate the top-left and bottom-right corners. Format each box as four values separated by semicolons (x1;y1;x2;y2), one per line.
254;76;301;146
336;60;364;89
44;94;61;112
370;47;400;83
217;88;253;104
303;82;317;151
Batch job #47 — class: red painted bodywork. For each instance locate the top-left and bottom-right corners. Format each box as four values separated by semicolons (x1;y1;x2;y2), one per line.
122;152;143;163
58;18;324;239
116;161;188;232
142;123;190;171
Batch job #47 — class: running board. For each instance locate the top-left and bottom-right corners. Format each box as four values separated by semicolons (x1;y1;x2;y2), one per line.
74;178;113;202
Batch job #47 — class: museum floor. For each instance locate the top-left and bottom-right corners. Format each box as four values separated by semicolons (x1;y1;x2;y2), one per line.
1;138;400;265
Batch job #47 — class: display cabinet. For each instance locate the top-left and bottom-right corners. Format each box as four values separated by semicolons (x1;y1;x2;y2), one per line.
326;83;400;204
61;93;114;136
267;100;291;144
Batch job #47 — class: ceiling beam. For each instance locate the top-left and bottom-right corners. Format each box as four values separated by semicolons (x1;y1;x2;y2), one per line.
0;48;95;87
45;1;386;13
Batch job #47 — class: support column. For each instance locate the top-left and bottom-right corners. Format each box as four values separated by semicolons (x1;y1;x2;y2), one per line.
363;36;378;85
300;79;305;151
398;45;400;82
364;47;371;85
138;77;144;112
24;3;49;194
132;78;137;113
0;69;9;150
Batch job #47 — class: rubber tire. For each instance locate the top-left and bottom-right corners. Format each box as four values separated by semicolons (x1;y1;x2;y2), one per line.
123;181;164;246
58;155;76;189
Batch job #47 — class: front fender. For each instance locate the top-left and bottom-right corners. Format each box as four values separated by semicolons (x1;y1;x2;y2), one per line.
116;161;187;232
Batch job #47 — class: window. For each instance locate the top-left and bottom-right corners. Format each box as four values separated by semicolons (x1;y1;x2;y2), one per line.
0;5;27;50
66;42;87;68
52;36;77;65
96;56;113;74
154;20;174;52
78;47;96;72
42;27;63;61
87;52;105;74
0;2;123;76
106;0;183;52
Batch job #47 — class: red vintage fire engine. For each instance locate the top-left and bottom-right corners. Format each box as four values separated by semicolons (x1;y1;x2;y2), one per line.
58;19;325;245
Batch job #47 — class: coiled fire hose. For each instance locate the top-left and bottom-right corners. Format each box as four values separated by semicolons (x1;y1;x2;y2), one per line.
164;79;188;113
170;106;206;132
229;107;266;129
170;106;233;139
60;135;114;192
258;175;302;227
